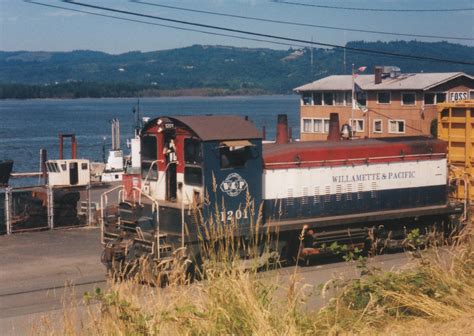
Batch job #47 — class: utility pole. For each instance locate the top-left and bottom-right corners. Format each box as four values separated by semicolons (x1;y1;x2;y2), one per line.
343;31;347;74
351;63;355;137
310;36;314;77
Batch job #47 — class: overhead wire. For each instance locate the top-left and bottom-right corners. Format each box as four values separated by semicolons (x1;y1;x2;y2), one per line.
271;0;474;13
132;1;473;41
23;1;309;49
59;1;474;66
24;1;459;67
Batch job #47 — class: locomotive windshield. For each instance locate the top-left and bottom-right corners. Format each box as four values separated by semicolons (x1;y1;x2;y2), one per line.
141;135;158;180
219;140;255;169
184;138;203;186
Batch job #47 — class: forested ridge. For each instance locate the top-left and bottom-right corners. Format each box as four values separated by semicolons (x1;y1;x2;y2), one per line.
1;41;473;99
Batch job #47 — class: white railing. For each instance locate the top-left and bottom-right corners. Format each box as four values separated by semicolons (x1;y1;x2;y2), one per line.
100;185;124;245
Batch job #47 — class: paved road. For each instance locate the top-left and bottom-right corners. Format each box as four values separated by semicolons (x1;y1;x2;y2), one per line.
0;228;105;335
0;227;415;335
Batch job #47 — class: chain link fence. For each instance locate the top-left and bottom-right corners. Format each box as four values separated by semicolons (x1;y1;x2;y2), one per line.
1;185;96;235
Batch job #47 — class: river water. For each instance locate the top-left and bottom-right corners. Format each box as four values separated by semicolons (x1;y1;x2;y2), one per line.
0;95;300;185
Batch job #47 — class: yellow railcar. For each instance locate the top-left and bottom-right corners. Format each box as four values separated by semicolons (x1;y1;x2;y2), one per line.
437;100;474;203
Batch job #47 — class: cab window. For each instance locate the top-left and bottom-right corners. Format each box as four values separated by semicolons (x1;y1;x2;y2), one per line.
220;146;250;169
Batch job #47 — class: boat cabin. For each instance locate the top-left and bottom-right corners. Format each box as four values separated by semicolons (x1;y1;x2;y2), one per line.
46;159;91;187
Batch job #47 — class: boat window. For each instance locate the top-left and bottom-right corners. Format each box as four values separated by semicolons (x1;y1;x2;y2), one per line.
184;166;202;186
184;138;202;164
46;162;60;173
61;163;67;171
81;162;88;170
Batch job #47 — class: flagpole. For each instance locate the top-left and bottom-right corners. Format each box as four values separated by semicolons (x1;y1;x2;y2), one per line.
351;64;355;138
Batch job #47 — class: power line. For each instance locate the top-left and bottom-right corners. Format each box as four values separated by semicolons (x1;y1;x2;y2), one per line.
271;0;474;13
24;0;464;67
132;1;473;41
61;1;474;66
24;1;309;49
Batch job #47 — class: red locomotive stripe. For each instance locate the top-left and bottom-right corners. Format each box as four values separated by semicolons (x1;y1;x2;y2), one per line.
263;138;446;170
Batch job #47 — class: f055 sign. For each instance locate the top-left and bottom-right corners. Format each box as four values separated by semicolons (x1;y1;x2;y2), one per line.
450;92;467;102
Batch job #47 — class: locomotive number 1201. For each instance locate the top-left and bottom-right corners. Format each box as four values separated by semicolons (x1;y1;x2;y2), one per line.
220;209;249;222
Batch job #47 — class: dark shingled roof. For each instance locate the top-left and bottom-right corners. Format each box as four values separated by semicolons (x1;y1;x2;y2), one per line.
146;115;261;141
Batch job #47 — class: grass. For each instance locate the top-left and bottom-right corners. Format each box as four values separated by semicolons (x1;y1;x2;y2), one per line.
33;205;474;335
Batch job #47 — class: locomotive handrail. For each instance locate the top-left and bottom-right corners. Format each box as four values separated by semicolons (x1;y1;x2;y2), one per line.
132;186;161;259
100;185;125;245
264;152;446;167
142;160;161;187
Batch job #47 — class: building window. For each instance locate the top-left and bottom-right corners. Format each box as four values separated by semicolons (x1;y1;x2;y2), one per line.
345;92;352;106
389;120;405;134
402;92;416;105
302;93;312;105
302;119;313;133
323;92;334;105
424;93;435;105
436;93;446;103
377;91;391;104
350;119;364;132
313;92;322;105
334;92;345;105
373;119;382;133
425;92;447;105
314;118;330;133
302;118;329;133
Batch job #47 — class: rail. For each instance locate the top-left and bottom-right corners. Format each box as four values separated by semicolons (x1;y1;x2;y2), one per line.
132;186;161;259
100;185;124;245
142;160;163;187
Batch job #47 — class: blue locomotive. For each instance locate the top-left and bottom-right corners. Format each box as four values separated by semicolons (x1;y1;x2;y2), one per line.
101;113;463;269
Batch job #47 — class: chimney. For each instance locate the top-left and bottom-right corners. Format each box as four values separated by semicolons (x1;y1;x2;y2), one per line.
276;114;289;144
327;113;341;141
374;66;383;85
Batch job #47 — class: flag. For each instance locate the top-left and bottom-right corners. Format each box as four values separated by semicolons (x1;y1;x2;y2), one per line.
352;100;368;113
353;65;367;78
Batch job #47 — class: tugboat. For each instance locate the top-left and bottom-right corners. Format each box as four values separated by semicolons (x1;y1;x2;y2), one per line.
0;160;13;187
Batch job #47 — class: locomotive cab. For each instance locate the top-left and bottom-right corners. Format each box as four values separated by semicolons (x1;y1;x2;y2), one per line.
125;115;262;242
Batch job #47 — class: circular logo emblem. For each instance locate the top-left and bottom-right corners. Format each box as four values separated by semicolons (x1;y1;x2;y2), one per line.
220;173;248;197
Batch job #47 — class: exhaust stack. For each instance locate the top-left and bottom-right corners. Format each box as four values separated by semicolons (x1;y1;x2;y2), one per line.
276;114;289;144
327;113;341;141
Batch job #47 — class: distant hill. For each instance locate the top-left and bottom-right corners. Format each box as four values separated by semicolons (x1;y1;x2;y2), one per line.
0;41;473;98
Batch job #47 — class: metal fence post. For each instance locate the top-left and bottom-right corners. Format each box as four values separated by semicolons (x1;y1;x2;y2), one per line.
47;186;54;230
5;187;12;235
87;184;92;226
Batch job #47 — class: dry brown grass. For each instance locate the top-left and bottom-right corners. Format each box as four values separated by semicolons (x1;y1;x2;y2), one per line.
34;210;474;335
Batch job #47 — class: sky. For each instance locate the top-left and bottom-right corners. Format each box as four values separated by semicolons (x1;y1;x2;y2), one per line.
0;0;473;53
